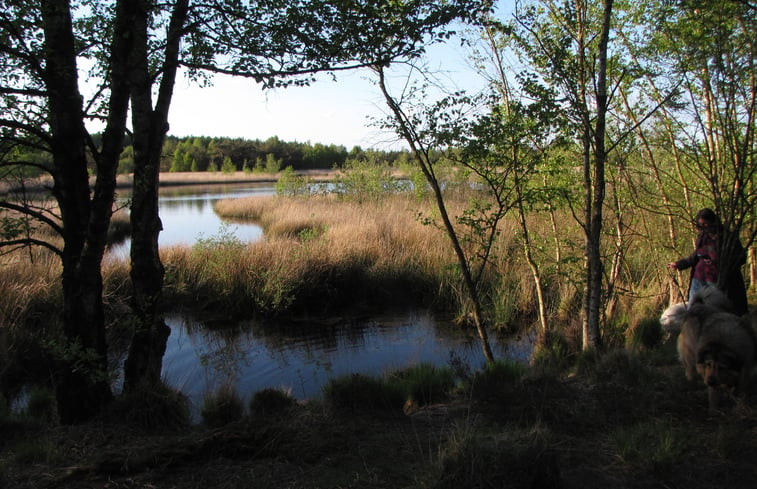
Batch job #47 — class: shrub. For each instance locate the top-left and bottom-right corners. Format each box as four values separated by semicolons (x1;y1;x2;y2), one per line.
201;386;245;427
332;158;400;202
531;331;574;373
322;373;404;412
628;317;664;350
470;359;527;401
386;363;456;407
275;166;310;196
249;387;296;417
12;439;58;465
576;348;659;387
110;383;190;430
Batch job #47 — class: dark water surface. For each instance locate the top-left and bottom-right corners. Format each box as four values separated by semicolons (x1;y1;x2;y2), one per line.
160;309;534;414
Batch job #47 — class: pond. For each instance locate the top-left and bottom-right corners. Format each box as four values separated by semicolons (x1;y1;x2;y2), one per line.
109;182;272;257
108;182;534;414
156;310;533;417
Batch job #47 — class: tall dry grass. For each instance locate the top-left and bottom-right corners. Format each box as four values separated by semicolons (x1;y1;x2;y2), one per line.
212;190;681;341
0;249;62;332
165;194;463;316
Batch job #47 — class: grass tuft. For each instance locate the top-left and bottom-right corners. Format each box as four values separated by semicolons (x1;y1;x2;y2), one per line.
611;418;687;474
249;387;296;417
322;373;404;413
109;382;191;430
11;439;58;465
470;359;527;402
385;363;457;407
201;386;245;427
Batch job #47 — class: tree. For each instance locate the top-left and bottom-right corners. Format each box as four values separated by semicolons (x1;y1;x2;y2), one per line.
646;0;756;300
123;0;190;393
467;21;565;341
375;66;498;363
0;0;136;422
511;0;616;349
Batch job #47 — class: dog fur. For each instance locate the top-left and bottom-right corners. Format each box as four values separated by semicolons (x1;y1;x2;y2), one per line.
660;302;687;335
671;287;756;407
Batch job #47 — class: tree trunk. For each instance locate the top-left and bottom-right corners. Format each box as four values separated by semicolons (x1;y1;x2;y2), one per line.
42;0;133;422
581;0;613;350
124;0;189;391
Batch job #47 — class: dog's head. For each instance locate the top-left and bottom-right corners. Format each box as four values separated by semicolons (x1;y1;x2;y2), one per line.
660;303;687;334
695;344;744;388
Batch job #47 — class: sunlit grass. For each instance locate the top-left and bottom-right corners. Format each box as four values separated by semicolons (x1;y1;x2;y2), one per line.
164;194;464;316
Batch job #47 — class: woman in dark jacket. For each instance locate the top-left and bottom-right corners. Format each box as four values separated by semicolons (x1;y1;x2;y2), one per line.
668;208;748;315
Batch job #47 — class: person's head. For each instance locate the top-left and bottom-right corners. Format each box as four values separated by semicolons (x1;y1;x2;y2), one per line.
695;208;720;233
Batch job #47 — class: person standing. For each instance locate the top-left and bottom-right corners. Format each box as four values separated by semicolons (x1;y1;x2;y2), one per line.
667;208;748;315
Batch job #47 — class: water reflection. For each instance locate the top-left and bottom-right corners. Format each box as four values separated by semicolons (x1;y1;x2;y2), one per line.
110;183;273;257
161;310;534;413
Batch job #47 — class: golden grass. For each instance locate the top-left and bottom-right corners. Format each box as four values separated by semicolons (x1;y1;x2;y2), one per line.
164;194;461;315
0;249;62;330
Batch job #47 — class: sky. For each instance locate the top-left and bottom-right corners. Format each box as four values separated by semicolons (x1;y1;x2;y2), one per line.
165;38;491;151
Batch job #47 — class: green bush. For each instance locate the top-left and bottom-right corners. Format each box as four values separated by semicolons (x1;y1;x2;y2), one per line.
470;360;527;401
576;348;659;387
386;364;456;406
629;317;664;350
275;166;311;196
333;158;402;202
12;439;58;465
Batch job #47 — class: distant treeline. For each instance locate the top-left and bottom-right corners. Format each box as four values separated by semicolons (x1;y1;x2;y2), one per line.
117;135;411;174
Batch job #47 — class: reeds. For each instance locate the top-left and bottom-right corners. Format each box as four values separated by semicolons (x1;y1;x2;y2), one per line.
166;194;462;316
0;249;61;331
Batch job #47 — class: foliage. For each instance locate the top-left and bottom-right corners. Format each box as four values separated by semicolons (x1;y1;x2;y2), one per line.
322;373;405;412
385;363;457;406
332;157;406;202
629;317;664;350
10;439;58;465
24;386;57;423
221;156;236;174
469;359;527;401
274;167;312;196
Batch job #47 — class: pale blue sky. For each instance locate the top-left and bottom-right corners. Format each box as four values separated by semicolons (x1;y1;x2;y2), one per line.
166;36;491;150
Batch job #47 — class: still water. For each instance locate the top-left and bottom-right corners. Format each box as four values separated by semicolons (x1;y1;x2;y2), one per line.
110;183;533;411
110;182;272;256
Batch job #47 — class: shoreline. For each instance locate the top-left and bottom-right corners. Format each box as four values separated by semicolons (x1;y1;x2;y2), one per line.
0;170;337;195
